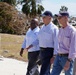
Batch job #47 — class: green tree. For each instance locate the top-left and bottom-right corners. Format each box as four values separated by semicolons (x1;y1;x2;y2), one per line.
22;2;30;17
59;6;68;13
22;0;44;18
31;0;36;17
37;4;44;15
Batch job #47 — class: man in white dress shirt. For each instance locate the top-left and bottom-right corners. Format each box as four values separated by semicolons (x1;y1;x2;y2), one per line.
26;11;59;75
20;19;40;75
38;11;59;75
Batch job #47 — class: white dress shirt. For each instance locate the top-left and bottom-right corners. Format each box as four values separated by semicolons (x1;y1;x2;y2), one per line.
21;27;40;52
32;22;59;55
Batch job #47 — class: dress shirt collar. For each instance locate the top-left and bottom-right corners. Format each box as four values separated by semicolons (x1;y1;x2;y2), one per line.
61;23;70;29
44;22;53;27
30;26;39;32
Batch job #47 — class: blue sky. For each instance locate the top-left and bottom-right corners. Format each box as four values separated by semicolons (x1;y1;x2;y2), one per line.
16;0;76;16
42;0;76;16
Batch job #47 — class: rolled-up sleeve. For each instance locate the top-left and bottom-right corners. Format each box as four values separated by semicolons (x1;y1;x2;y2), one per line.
54;28;59;55
69;31;76;59
21;36;26;49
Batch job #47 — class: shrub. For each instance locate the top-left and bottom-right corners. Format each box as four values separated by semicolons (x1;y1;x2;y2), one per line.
0;2;27;35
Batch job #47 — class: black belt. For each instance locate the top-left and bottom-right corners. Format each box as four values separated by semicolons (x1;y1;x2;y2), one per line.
40;47;54;50
58;53;68;57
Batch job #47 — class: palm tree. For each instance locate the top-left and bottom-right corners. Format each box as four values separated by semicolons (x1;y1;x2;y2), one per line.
37;4;44;15
59;6;68;13
22;3;30;17
22;0;44;18
31;0;36;17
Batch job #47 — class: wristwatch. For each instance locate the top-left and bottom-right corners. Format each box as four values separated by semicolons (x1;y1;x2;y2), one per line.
67;58;72;62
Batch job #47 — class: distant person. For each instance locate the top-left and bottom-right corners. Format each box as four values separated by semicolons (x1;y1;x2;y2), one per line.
26;11;59;75
51;10;76;75
53;17;59;25
20;19;40;75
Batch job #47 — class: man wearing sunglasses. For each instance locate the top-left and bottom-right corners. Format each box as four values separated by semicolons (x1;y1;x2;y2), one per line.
51;10;76;75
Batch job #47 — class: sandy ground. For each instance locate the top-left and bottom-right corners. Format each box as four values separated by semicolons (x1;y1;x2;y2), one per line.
0;57;64;75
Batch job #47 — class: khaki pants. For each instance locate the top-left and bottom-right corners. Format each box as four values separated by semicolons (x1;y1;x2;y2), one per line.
73;58;76;75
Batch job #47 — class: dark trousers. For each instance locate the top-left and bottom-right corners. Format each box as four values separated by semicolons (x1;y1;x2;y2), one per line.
26;51;40;75
40;47;54;75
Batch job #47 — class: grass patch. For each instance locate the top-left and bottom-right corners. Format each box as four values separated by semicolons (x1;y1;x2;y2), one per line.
0;33;28;61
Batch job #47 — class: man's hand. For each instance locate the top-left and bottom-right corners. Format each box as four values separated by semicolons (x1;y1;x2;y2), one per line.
50;56;55;64
64;60;70;71
20;48;24;57
26;44;33;50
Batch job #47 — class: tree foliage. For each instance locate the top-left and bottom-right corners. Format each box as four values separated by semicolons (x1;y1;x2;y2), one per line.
22;2;30;16
59;6;68;13
22;0;44;18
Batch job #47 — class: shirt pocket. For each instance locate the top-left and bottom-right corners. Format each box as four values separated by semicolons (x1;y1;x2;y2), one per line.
63;37;70;48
